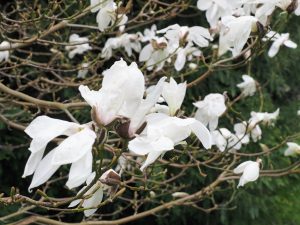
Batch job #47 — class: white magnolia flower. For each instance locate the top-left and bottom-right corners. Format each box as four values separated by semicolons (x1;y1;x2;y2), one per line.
237;75;257;97
91;0;128;31
194;93;227;131
219;16;257;57
0;41;10;62
249;108;280;126
69;172;104;217
211;128;241;152
129;113;212;171
175;43;202;71
101;33;141;59
162;78;186;116
77;63;90;78
80;59;166;137
196;0;239;28
233;160;261;188
157;24;212;51
264;31;297;58
79;59;145;126
65;34;92;59
284;142;300;156
234;121;262;143
139;37;170;71
139;24;157;42
23;116;96;191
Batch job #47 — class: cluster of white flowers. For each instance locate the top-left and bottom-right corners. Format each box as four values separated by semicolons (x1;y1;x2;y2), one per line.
16;0;300;217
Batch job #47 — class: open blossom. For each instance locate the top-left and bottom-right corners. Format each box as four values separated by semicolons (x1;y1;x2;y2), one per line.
0;41;10;62
175;43;202;71
101;33;141;59
80;59;166;137
237;75;257;97
196;0;239;28
194;93;227;131
219;16;258;57
129;113;212;171
157;24;212;51
161;78;186;116
65;34;92;59
91;0;128;31
234;160;261;188
69;173;103;217
22;116;96;191
249;108;280;126
264;31;297;58
139;37;170;71
284;142;300;156
211;128;241;152
234;121;262;143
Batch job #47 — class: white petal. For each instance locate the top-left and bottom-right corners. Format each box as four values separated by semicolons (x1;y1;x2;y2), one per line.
29;150;60;191
140;151;163;171
189;120;212;149
197;0;212;10
174;49;187;71
25;116;80;153
83;186;103;217
66;151;93;189
233;161;253;174
268;43;279;58
22;150;45;178
52;128;96;165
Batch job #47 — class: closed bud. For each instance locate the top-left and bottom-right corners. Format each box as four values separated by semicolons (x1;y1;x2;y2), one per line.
100;169;121;186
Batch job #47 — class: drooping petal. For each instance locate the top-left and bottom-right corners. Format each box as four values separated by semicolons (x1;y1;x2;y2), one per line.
22;150;45;178
52;128;96;165
83;186;104;217
66;151;93;189
28;150;60;191
189;119;212;149
233;160;253;174
238;162;260;187
140;151;163;171
25;116;80;153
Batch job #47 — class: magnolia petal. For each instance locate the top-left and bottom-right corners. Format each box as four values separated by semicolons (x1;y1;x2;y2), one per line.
52;128;96;165
189;120;212;149
83;187;104;217
66;151;93;189
197;0;213;11
140;151;163;171
28;150;60;191
25;116;80;153
22;149;45;178
233;161;253;174
238;162;259;187
128;137;154;155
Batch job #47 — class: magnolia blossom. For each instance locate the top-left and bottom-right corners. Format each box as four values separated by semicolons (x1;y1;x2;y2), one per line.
234;121;262;143
264;31;297;58
77;63;90;78
65;34;92;59
139;37;170;71
157;24;212;51
161;78;186;116
91;0;128;31
234;160;261;188
194;93;227;131
80;59;166;137
175;43;202;71
284;142;300;156
139;24;157;42
23;116;96;190
211;128;241;152
129;113;212;171
0;41;10;62
249;108;280;126
219;16;257;57
196;0;239;28
101;33;141;59
69;173;103;217
237;75;257;97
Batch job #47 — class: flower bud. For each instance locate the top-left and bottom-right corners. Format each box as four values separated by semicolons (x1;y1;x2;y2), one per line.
99;169;121;186
286;0;298;14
